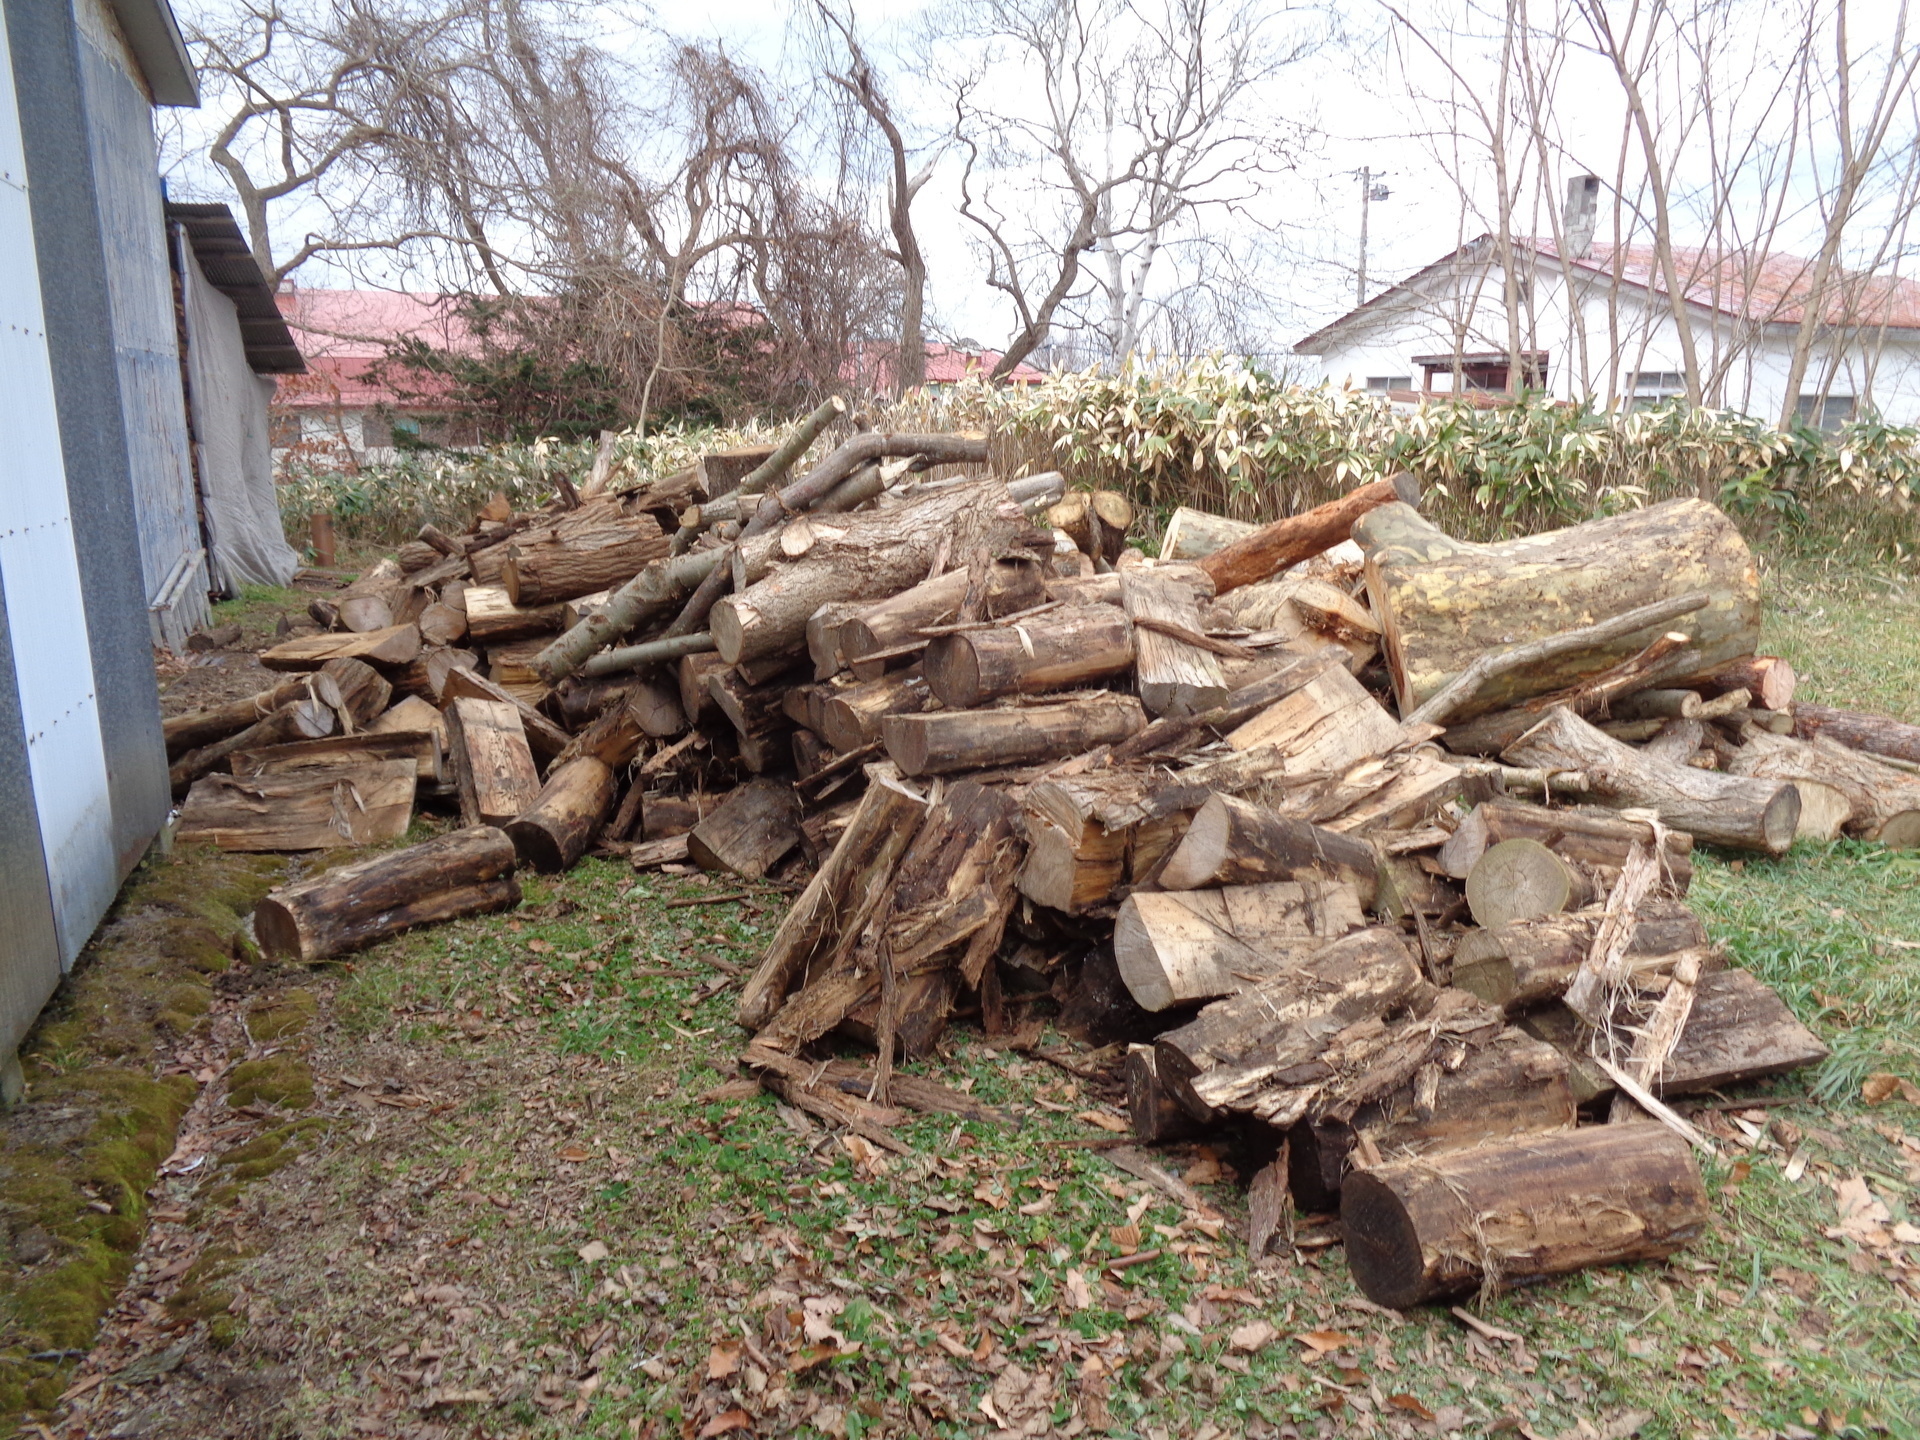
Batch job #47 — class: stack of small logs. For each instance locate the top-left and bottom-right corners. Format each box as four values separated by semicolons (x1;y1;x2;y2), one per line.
164;408;1920;1310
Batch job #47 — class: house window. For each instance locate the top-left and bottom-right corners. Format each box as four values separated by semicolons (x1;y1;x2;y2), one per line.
1365;376;1412;393
1795;394;1855;432
1626;371;1689;407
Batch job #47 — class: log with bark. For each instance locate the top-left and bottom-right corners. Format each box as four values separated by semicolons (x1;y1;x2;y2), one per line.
1686;654;1796;711
1157;793;1381;904
1048;489;1135;563
1199;476;1420;595
384;646;478;704
1014;769;1197;913
884;692;1148;777
835;558;1049;669
1159;506;1258;561
1113;879;1368;1011
1463;838;1596;929
506;756;618;871
254;826;521;962
1450;898;1710;1010
533;547;727;683
1355;498;1760;720
1436;798;1694;892
1791;701;1920;765
1502;706;1801;853
465;585;570;643
502;513;670;606
176;761;416;850
1341;1125;1709;1308
446;696;543;828
688;778;803;878
818;667;932;754
923;605;1134;709
1126;1045;1206;1143
1438;631;1697;756
1122;564;1229;716
1725;729;1920;846
163;678;314;758
169;693;338;796
259;623;422;672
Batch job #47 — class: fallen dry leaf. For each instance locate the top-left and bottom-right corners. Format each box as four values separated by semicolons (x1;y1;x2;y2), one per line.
697;1409;754;1438
1075;1109;1129;1133
1229;1319;1278;1354
1864;1073;1920;1106
708;1340;742;1381
1064;1269;1094;1310
1388;1393;1437;1421
789;1340;857;1372
557;1144;591;1163
1294;1329;1359;1353
1830;1173;1894;1245
427;1388;492;1406
577;1240;609;1264
526;939;554;953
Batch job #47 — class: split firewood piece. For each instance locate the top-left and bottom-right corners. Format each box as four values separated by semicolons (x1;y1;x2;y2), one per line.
1791;701;1920;765
1159;506;1257;561
227;729;438;782
1158;793;1381;903
1436;798;1695;891
1225;661;1401;775
1563;839;1662;1024
742;1044;1007;1123
1049;489;1134;563
1112;646;1349;761
176;760;416;851
1726;729;1920;846
709;479;1035;664
163;677;315;758
546;697;647;772
1153;928;1425;1124
840;558;1049;670
737;774;927;1030
1126;1046;1205;1143
337;557;405;632
923;604;1134;709
312;656;392;731
260;623;422;672
1200;475;1419;595
1503;706;1801;853
1606;947;1705;1123
1686;654;1796;711
439;667;572;762
1276;748;1465;835
368;695;449;786
503;513;670;606
417;601;468;648
481;637;554;704
807;600;866;680
817;667;931;754
1113;879;1367;1011
1355;498;1760;720
708;665;801;747
506;756;619;872
254;825;520;963
1439;631;1696;756
886;780;1023;976
1015;768;1200;913
446;697;542;828
1122;564;1228;717
169;691;337;796
688;778;802;878
1463;839;1595;929
465;585;570;643
1450;898;1709;1011
384;646;478;704
1288;1028;1576;1212
883;691;1147;777
842;969;960;1060
1341;1125;1708;1309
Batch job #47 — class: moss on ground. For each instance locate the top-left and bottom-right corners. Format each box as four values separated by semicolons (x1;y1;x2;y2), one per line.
244;989;317;1043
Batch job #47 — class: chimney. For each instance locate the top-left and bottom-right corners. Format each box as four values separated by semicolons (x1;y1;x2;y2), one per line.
1564;175;1600;260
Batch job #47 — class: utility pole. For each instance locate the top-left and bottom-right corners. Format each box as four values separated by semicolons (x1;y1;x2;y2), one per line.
1357;169;1391;306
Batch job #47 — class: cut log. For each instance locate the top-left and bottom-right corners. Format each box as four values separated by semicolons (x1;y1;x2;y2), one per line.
1113;880;1367;1011
312;656;392;731
1048;489;1134;563
1226;662;1402;774
1153;928;1425;1124
1122;564;1228;717
446;697;542;828
1439;631;1697;755
439;666;571;761
1113;646;1348;761
503;514;670;606
1791;701;1920;765
254;826;521;962
884;692;1147;777
1725;729;1920;845
839;559;1048;667
688;778;802;878
707;665;799;743
384;646;478;704
708;479;1034;664
1687;655;1796;711
533;547;726;684
737;774;927;1030
417;601;468;648
259;623;423;672
227;729;438;781
1436;798;1694;891
1283;748;1465;836
1464;839;1595;929
840;969;960;1060
1126;1045;1206;1143
367;695;449;786
1451;898;1710;1010
1159;506;1258;561
676;651;729;726
176;761;416;850
807;600;865;679
162;678;313;758
819;667;932;753
1341;1125;1708;1308
169;694;337;796
505;757;617;872
923;605;1134;709
465;585;569;643
1503;706;1801;853
1158;793;1380;905
1289;1028;1576;1211
1356;498;1760;719
1014;769;1191;914
1200;476;1418;595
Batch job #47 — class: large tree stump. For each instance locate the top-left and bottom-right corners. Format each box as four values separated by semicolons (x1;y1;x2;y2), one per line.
1341;1125;1709;1308
1451;898;1709;1010
883;692;1147;776
254;826;521;962
1503;706;1800;853
924;605;1134;709
1157;792;1381;904
1113;880;1367;1011
1355;499;1760;720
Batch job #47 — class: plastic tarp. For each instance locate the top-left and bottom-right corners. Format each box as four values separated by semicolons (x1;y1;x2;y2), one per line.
180;246;299;591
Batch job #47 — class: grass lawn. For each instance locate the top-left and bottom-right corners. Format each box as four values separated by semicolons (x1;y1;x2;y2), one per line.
32;538;1920;1440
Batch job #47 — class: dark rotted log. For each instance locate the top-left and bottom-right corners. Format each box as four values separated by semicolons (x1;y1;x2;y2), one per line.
505;757;618;872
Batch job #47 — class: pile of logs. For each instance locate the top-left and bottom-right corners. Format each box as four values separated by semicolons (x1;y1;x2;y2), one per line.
164;409;1920;1310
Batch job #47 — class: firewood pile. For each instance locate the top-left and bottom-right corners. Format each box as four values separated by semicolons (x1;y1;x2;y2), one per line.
165;406;1920;1310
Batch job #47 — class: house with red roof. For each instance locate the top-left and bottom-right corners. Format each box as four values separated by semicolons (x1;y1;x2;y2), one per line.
843;339;1046;395
1293;178;1920;427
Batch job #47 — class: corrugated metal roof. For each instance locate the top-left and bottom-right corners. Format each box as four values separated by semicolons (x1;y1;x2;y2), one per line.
164;202;306;373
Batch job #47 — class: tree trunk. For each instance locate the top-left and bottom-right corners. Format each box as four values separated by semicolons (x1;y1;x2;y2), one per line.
1341;1125;1708;1308
163;678;314;758
1791;701;1920;764
176;761;416;851
1726;729;1920;845
169;695;337;797
688;778;802;878
1159;506;1258;561
260;623;422;672
820;667;932;754
883;692;1147;777
503;515;670;606
465;585;569;643
1156;792;1381;904
440;667;571;761
1503;707;1801;853
1289;1028;1576;1211
1123;565;1228;717
1356;499;1760;719
924;605;1134;709
1153;928;1425;1124
1113;880;1368;1012
1464;839;1595;929
254;826;521;962
1437;798;1694;891
446;697;542;828
1451;898;1709;1010
1200;477;1418;595
506;757;617;872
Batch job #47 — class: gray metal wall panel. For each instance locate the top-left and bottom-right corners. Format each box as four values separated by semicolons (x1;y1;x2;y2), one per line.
6;0;170;884
0;566;62;1063
77;28;204;642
